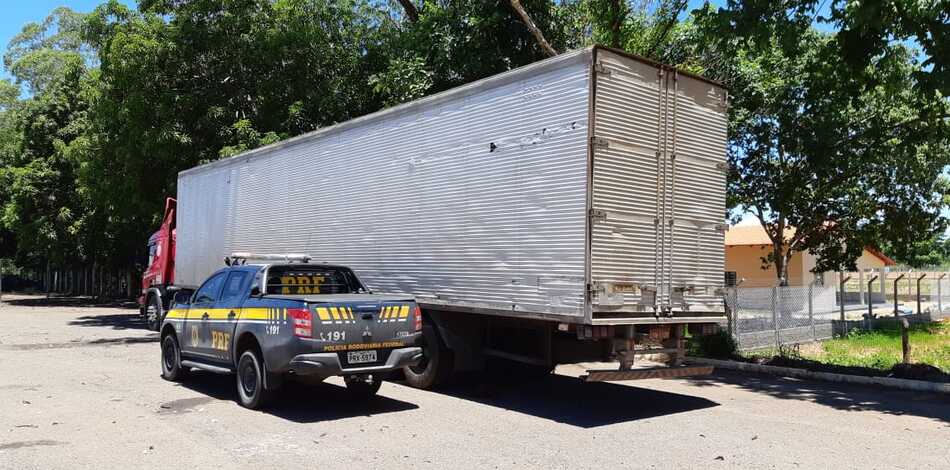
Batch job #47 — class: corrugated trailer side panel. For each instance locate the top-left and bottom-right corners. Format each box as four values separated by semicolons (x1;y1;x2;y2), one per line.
176;50;593;320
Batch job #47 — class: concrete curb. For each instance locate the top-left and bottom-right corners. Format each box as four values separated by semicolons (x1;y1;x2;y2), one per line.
691;357;950;394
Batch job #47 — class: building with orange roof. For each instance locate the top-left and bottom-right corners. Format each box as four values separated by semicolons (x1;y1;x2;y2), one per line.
725;224;896;287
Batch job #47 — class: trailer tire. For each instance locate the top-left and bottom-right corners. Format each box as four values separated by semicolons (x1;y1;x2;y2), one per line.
145;295;163;332
403;326;454;390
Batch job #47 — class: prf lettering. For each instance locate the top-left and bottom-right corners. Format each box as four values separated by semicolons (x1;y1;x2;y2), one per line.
280;275;326;294
211;331;231;351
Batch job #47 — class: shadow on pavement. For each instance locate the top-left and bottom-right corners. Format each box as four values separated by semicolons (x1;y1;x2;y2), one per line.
68;313;150;331
686;369;950;424
176;372;418;423
4;295;138;310
417;372;719;428
3;335;158;350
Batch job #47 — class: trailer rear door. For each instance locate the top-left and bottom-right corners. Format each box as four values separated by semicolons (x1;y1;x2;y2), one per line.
588;49;727;320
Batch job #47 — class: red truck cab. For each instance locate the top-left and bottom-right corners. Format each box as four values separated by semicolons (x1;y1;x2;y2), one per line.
140;198;177;330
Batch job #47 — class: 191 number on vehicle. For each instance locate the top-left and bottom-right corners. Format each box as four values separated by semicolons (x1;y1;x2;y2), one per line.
317;330;346;342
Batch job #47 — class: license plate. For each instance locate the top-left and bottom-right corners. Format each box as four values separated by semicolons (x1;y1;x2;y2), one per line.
347;350;377;364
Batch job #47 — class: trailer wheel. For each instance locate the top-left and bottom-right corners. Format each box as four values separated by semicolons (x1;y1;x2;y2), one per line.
403;326;454;390
145;295;163;332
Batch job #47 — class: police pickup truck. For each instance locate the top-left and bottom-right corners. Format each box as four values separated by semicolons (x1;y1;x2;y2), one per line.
159;258;424;409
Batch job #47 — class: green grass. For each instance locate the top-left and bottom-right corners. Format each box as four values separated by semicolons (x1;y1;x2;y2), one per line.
800;320;950;372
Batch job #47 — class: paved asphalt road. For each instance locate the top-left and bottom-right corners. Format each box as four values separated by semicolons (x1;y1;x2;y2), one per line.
1;294;948;469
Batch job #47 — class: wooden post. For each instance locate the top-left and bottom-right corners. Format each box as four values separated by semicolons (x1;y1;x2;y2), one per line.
900;317;911;364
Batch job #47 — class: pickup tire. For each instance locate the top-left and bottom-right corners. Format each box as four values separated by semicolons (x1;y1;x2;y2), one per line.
160;334;188;382
236;349;271;409
403;326;454;389
146;295;163;332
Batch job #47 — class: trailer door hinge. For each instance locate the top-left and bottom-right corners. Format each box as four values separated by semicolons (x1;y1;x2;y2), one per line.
715;223;729;232
716;161;729;172
593;62;612;77
590;137;610;149
589;209;607;223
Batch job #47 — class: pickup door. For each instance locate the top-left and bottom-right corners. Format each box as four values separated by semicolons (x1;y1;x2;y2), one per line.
181;269;249;363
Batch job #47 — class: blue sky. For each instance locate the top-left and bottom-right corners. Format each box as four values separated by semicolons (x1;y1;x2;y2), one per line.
0;1;134;82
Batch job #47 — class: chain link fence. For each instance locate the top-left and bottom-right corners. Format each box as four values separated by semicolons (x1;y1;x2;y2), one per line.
727;285;838;350
727;271;950;351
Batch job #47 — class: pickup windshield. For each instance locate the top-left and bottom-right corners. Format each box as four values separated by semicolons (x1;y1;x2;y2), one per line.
266;265;365;295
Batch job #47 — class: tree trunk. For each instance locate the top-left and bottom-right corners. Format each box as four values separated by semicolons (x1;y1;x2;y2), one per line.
609;0;624;48
508;0;558;57
397;0;419;22
772;242;788;286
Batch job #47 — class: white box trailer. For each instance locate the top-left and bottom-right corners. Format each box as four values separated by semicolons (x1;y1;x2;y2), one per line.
173;46;728;381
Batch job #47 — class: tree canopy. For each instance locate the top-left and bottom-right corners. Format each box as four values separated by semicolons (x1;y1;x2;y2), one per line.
0;0;946;281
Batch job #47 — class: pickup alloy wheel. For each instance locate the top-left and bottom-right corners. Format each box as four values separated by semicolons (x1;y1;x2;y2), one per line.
236;349;271;409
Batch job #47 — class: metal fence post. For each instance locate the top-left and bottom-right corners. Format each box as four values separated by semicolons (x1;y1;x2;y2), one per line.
894;273;906;317
916;274;926;315
839;273;850;322
939;273;947;314
808;283;814;340
772;286;780;350
858;270;865;305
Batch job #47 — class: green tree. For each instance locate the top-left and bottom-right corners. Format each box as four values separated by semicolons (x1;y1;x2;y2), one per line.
0;8;93;269
697;1;950;283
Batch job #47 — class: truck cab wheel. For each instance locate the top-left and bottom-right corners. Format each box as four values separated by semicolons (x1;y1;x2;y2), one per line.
403;329;454;389
146;296;163;332
236;349;271;409
344;375;382;400
160;334;188;382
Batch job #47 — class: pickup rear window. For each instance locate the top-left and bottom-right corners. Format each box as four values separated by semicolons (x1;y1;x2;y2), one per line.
266;266;365;295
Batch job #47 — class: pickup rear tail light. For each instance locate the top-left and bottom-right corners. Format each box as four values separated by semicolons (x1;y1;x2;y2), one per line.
412;305;423;332
289;308;312;337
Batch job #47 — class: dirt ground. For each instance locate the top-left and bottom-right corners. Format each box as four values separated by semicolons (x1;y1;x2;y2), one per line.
1;294;949;469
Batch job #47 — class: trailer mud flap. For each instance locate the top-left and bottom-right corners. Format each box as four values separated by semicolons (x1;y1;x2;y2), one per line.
581;365;713;382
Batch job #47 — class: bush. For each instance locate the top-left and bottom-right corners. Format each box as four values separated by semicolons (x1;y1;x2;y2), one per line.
689;330;737;359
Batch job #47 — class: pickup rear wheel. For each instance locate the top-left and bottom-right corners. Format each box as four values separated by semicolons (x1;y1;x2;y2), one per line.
160;334;188;382
403;326;454;389
236;349;271;409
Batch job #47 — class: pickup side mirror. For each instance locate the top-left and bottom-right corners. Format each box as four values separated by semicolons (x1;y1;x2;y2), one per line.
249;286;262;297
172;290;193;307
